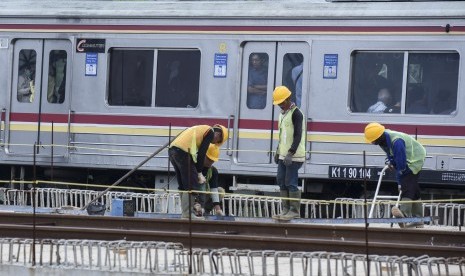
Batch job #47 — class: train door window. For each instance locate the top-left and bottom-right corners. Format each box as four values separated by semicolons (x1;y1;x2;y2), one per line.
155;50;201;108
47;50;67;104
16;49;37;103
246;53;269;109
350;52;404;113
282;53;303;108
406;52;459;115
108;49;154;106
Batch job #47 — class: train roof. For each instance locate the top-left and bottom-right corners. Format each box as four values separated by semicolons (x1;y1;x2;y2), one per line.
0;0;464;20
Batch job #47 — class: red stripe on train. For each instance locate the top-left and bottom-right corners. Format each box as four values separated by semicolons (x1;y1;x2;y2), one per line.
9;112;465;136
0;24;462;33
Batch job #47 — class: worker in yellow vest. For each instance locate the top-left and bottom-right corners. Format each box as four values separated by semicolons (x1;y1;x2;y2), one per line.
364;122;426;228
169;124;228;219
272;86;306;221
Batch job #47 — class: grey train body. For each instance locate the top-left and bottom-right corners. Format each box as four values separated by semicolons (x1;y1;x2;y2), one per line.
0;0;464;196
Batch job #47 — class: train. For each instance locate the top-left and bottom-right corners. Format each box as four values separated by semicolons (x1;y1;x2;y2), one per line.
0;0;464;199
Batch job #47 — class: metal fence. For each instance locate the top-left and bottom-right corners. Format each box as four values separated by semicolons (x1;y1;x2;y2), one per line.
0;238;464;275
0;187;464;227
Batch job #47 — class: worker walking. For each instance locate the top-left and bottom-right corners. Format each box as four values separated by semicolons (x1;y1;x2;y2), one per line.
364;122;426;228
169;124;228;219
272;86;306;221
198;144;225;216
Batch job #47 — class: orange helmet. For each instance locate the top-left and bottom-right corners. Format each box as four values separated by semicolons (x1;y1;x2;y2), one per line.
206;144;220;162
273;86;292;105
364;122;385;143
213;124;228;145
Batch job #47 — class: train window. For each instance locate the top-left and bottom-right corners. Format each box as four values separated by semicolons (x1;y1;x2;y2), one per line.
350;52;404;113
351;51;459;115
247;53;269;109
17;49;37;103
282;53;304;108
108;49;154;107
406;53;459;115
47;50;67;104
155;50;200;108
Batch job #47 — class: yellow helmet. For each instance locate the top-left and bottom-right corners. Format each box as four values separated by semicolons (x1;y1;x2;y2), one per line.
213;124;228;145
273;86;292;105
364;122;385;143
206;144;220;162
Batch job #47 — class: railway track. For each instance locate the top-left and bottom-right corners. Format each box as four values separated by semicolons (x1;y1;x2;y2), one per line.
0;212;463;258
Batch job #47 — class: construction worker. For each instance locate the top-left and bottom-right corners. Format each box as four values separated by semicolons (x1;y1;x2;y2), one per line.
169;124;228;219
272;86;306;221
197;144;225;216
364;122;426;228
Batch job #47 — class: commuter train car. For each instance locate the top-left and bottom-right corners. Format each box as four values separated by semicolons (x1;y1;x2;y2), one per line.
0;0;464;198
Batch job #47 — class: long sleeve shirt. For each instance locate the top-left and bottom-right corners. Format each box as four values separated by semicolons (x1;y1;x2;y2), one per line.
196;129;214;173
382;132;411;182
288;107;303;154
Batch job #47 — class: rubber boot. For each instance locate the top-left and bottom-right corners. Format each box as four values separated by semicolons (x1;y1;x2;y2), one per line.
391;205;405;228
411;200;423;217
399;198;413;217
180;193;204;220
279;191;301;221
407;199;424;228
393;198;415;228
272;190;289;220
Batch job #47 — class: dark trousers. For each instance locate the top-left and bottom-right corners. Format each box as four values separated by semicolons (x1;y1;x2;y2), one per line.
168;147;199;191
399;172;421;200
276;160;303;192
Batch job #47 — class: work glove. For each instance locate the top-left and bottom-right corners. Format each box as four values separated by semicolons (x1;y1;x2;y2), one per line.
385;158;394;170
283;152;293;166
193;202;204;216
274;153;279;164
197;172;206;184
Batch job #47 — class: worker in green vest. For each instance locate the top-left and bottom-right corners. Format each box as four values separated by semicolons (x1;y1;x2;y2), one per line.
272;86;306;221
197;144;225;216
169;124;228;219
364;122;426;228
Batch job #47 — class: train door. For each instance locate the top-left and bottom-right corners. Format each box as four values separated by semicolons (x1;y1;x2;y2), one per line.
7;39;71;159
274;42;309;174
235;42;309;170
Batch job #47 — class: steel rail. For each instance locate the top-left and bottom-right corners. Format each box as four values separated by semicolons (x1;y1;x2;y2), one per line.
0;212;463;258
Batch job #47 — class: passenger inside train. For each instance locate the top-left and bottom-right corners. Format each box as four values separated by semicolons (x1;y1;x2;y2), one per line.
367;87;392;113
247;53;268;109
17;66;35;103
282;53;304;108
351;55;390;112
47;50;67;104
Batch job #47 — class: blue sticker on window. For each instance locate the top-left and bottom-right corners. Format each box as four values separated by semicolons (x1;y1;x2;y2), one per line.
214;53;227;78
323;54;338;79
85;53;98;76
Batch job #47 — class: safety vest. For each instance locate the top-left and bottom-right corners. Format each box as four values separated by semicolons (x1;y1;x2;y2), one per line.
277;106;306;161
170;125;212;163
386;130;426;174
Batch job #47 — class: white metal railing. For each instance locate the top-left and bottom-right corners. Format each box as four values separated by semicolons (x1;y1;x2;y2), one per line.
0;238;463;275
0;187;464;226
